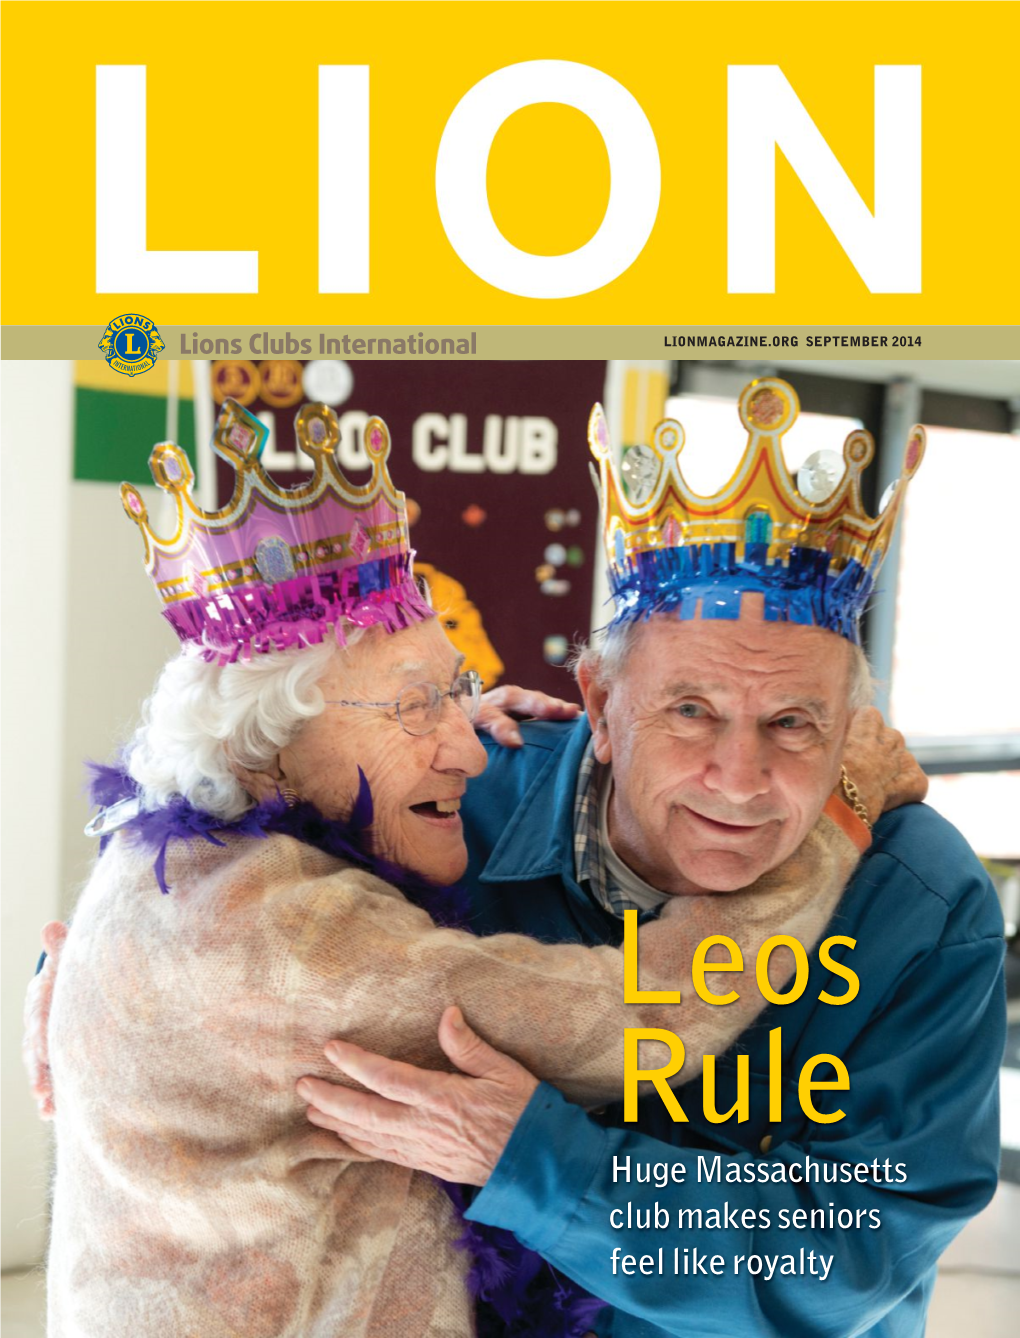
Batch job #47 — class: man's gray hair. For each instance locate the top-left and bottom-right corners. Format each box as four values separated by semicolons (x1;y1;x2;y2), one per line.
573;618;875;711
125;637;351;821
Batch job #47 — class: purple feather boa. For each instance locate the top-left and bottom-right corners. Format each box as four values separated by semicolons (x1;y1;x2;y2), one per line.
85;761;606;1338
84;759;470;924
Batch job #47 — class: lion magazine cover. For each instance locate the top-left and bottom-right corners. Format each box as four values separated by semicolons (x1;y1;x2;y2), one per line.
1;3;1018;1337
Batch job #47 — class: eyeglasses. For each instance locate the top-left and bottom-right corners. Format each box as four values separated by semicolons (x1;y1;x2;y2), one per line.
324;670;484;737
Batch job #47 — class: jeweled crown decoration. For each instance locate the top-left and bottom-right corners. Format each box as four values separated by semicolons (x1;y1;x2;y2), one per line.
121;399;433;663
588;377;925;643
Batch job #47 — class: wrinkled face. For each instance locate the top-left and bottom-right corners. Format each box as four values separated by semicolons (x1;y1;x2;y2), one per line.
580;603;853;895
279;619;487;884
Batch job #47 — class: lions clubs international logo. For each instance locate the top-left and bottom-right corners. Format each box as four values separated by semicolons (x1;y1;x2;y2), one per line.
99;314;165;377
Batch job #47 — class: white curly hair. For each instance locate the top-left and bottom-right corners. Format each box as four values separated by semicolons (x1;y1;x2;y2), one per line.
124;638;351;820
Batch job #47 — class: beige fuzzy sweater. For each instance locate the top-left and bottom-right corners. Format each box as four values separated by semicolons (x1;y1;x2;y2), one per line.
46;800;866;1337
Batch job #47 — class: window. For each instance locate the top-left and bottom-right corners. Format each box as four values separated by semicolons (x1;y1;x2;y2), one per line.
888;424;1020;859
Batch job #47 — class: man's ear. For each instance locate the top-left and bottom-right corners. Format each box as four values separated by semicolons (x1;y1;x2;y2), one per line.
576;660;612;764
228;753;286;806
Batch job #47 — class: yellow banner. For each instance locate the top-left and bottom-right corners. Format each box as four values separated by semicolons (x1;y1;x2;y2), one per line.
2;0;1016;326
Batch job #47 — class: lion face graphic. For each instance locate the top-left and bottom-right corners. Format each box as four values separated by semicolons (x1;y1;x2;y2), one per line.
415;562;504;690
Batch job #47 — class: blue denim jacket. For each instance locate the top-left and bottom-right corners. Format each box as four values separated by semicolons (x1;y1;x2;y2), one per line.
459;718;1005;1338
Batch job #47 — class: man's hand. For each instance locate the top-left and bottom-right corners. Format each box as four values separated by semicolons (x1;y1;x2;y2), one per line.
297;1006;539;1185
23;921;68;1120
843;707;928;821
475;684;580;748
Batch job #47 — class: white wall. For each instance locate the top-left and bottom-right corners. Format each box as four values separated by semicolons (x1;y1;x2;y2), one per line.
1;363;180;1270
1;362;73;1267
58;481;180;908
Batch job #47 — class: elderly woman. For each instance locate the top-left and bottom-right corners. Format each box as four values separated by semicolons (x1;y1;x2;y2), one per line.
35;400;874;1338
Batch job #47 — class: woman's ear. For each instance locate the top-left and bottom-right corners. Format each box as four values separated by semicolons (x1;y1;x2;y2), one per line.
228;754;286;805
576;661;612;764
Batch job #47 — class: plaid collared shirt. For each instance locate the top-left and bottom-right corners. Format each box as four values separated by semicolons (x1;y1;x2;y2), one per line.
572;737;638;918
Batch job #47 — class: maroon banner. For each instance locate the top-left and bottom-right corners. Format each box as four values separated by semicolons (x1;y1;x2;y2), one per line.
208;360;606;697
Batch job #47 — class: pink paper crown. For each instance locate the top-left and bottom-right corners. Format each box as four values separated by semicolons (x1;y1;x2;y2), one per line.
121;399;434;664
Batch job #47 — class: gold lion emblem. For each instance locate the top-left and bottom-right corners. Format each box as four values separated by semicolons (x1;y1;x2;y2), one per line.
416;562;504;690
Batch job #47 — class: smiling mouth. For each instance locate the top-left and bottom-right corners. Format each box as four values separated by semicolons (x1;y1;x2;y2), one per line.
685;809;770;836
410;798;462;823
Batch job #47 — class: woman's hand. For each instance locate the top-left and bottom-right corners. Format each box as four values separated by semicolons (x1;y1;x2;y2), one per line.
23;921;68;1121
475;684;581;748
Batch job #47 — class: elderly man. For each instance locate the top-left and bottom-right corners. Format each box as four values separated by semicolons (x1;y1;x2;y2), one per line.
302;381;1005;1338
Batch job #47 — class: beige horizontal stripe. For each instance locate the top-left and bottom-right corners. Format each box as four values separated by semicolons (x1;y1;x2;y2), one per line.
1;327;1014;361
